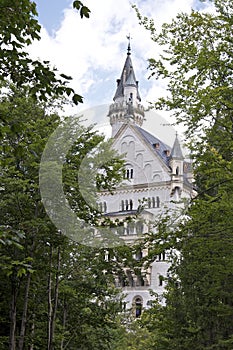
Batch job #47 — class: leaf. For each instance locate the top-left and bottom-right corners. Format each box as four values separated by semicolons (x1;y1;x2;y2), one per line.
80;6;91;18
72;93;83;104
60;73;73;80
73;0;82;10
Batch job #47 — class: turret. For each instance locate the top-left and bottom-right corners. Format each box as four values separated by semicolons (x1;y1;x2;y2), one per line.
108;40;145;137
170;133;184;199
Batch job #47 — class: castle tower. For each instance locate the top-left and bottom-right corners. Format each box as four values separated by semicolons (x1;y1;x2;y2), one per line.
108;41;145;137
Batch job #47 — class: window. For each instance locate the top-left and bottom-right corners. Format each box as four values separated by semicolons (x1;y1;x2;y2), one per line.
126;270;134;287
152;197;155;208
98;202;107;213
135;250;143;261
136;221;143;234
121;199;133;211
148;196;160;208
129;199;133;210
148;197;151;208
124;168;134;179
158;251;166;261
134;296;143;318
136;274;144;286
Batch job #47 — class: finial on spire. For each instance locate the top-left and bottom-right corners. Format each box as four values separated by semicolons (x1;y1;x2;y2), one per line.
126;33;132;55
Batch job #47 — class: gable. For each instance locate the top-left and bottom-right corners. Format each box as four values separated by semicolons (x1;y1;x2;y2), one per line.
112;124;171;185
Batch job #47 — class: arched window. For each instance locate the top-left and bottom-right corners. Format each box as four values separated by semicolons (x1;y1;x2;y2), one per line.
135;250;143;261
130;168;133;178
176;166;179;175
121;200;124;211
125;200;129;211
156;196;160;208
134;296;143;318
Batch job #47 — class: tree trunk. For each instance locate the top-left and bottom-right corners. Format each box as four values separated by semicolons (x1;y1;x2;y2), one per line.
9;274;17;350
18;271;31;350
48;242;61;350
29;313;35;350
47;245;53;350
60;301;67;350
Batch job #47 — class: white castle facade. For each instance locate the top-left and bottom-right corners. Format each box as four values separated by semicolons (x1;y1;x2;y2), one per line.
98;44;194;317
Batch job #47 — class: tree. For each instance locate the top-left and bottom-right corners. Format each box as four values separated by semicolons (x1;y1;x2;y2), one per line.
0;85;125;349
133;0;233;348
0;0;90;104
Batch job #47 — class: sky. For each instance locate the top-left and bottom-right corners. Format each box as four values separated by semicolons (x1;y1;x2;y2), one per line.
30;0;213;145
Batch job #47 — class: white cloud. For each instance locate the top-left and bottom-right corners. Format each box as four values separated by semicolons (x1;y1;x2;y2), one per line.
29;0;213;121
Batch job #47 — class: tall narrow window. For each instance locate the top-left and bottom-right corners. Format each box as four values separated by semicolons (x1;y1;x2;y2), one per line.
121;200;124;211
125;200;129;211
159;275;163;286
156;196;160;208
148;197;151;208
130;199;133;210
152;197;156;208
130;168;133;178
134;297;143;318
135;250;143;261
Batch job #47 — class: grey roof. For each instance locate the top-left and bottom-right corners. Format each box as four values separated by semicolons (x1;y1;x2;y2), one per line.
113;52;141;102
135;126;171;167
171;134;184;159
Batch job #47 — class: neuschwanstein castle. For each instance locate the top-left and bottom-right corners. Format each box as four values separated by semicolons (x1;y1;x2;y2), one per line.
98;42;194;317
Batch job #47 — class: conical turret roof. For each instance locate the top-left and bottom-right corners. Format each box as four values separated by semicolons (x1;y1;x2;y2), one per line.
113;44;141;102
171;133;184;159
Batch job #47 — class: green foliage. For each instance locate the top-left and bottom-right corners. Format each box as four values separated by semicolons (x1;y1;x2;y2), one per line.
73;0;91;18
0;0;91;104
132;1;233;349
0;85;126;349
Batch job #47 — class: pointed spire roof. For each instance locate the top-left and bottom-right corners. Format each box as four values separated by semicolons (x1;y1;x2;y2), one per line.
113;42;141;102
171;133;184;159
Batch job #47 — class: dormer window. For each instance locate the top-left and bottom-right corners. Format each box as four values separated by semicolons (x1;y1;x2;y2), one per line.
153;143;160;149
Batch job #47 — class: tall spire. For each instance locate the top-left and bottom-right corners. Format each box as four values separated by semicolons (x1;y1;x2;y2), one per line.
113;39;141;102
127;33;131;55
171;133;184;159
108;39;145;137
